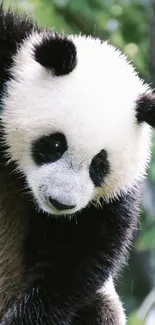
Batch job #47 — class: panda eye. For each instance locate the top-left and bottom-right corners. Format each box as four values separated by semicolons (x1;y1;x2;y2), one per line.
51;140;61;153
54;141;61;150
31;133;67;166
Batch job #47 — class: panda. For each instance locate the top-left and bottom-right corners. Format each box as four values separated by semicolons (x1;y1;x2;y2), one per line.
0;4;155;325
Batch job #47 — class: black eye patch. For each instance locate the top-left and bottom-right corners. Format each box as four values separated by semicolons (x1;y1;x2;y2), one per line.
89;149;110;186
31;133;67;166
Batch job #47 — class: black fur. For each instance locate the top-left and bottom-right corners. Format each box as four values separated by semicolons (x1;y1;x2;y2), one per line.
31;133;68;165
74;293;122;325
0;164;139;324
89;149;110;186
136;92;155;127
2;291;124;325
0;5;39;96
34;35;77;76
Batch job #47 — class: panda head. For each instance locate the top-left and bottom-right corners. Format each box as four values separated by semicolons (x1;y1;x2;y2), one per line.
1;32;155;216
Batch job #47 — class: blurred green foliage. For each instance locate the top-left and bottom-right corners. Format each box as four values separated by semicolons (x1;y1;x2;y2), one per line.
29;0;149;78
4;0;155;323
129;313;145;325
136;227;155;252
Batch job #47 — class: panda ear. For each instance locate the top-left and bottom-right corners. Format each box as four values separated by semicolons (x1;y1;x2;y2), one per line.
136;92;155;128
34;34;77;76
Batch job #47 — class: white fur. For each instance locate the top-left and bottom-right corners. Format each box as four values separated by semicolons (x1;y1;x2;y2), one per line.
1;32;152;214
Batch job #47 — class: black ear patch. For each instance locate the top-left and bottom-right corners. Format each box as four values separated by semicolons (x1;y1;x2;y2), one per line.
89;150;110;187
34;35;77;76
136;92;155;128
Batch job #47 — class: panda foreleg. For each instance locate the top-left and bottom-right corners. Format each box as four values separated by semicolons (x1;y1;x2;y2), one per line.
0;287;74;325
0;278;126;325
74;277;126;325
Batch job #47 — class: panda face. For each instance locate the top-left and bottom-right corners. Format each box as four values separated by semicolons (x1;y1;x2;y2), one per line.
1;32;152;215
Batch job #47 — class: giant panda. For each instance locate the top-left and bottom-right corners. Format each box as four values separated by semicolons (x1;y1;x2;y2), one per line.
0;5;155;325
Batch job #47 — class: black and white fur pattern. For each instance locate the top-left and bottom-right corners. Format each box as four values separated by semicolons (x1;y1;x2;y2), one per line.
0;5;155;325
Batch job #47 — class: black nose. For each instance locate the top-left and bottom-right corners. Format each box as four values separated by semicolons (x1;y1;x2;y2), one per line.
49;197;76;211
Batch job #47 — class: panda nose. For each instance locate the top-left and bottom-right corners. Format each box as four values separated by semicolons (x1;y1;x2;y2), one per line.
49;197;76;211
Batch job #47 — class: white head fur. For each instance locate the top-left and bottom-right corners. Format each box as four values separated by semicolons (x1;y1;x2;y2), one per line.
1;32;152;215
